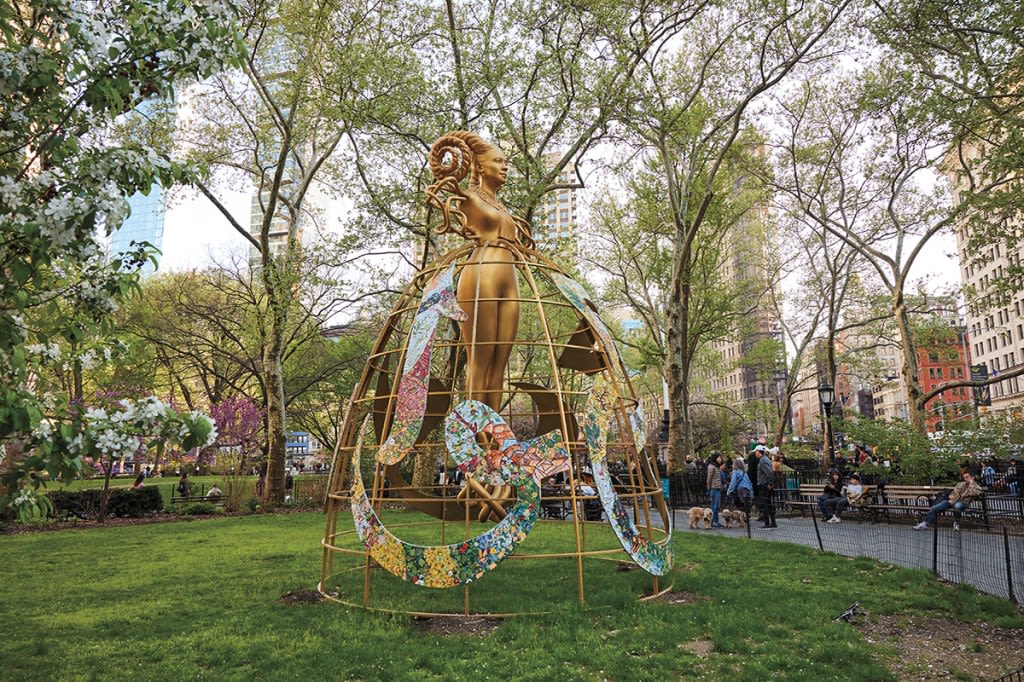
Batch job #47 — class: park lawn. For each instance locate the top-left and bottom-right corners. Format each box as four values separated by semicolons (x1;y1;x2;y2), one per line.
1;512;1021;681
50;476;229;509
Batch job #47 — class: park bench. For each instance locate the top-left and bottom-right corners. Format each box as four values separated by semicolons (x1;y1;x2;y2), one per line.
170;483;224;507
791;484;877;521
793;483;991;527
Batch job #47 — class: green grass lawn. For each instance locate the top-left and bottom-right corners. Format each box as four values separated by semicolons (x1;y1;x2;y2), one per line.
1;512;1020;681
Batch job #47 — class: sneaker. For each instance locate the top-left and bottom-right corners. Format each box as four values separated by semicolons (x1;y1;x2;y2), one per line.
828;516;840;524
769;522;778;528
711;523;724;528
913;522;928;530
952;522;960;532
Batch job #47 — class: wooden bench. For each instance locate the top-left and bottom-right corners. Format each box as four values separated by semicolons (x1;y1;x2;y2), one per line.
793;483;990;527
790;484;877;520
170;484;224;507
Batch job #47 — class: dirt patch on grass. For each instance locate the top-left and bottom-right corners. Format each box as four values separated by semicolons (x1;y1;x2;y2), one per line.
410;615;503;637
278;590;326;605
856;612;1024;681
679;639;714;659
651;590;711;605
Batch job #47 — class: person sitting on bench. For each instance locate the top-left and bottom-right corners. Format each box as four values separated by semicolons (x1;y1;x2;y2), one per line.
914;470;983;532
825;472;865;524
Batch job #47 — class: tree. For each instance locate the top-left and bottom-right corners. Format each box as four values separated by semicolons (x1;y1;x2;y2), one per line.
769;55;1022;435
123;255;370;464
174;0;425;505
0;0;239;516
284;323;375;455
610;0;853;468
868;0;1024;298
586;150;775;465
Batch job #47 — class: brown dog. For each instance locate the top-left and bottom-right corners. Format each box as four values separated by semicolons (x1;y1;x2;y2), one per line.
730;509;747;528
687;506;704;529
702;507;713;529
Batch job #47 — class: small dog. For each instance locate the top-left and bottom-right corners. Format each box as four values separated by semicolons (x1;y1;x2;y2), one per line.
702;507;713;529
727;509;747;529
687;506;704;529
721;509;732;527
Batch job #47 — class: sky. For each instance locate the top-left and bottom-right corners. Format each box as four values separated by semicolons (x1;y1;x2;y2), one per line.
158;188;251;272
156;180;963;295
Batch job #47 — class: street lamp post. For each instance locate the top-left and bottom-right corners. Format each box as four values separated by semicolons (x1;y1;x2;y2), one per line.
818;380;836;470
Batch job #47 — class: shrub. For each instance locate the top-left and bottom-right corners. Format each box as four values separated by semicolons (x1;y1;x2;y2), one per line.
107;487;163;517
177;501;221;516
47;486;163;519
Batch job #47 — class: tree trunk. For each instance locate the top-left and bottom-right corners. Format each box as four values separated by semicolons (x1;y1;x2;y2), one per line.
261;258;289;507
666;255;695;470
262;342;287;506
97;458;114;523
893;295;927;434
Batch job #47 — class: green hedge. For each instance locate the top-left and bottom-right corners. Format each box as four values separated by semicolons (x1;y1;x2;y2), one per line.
47;486;163;519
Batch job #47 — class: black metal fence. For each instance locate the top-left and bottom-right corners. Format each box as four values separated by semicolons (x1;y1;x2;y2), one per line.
993;665;1024;682
665;472;1024;605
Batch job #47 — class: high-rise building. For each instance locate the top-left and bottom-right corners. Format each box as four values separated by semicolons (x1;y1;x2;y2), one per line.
108;99;169;275
702;187;786;429
110;186;166;275
944;145;1024;415
535;159;579;244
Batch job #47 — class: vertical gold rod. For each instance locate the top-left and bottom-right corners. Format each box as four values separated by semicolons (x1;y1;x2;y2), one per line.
518;255;587;607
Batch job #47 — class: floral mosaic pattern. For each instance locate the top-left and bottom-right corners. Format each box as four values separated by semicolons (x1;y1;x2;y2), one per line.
351;405;557;588
351;262;670;587
377;264;467;465
579;374;674;575
444;400;571;485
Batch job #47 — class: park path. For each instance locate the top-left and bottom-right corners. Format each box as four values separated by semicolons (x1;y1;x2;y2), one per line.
666;508;1024;603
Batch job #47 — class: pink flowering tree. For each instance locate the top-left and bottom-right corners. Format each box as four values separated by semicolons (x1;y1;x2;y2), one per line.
209;396;264;469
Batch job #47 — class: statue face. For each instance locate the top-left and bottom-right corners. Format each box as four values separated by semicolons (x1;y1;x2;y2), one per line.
477;147;508;187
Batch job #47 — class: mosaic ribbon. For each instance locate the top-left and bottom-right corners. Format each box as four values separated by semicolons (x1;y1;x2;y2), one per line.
444;400;571;486
548;271;624;372
352;401;568;588
378;264;467;465
580;376;674;576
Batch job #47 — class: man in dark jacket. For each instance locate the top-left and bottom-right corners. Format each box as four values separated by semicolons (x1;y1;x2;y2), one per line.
755;446;777;528
746;446;761;521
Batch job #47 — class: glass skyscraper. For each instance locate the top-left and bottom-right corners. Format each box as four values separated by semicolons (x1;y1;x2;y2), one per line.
109;186;166;276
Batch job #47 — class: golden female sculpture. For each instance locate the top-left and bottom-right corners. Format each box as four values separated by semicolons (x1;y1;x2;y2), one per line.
319;131;674;613
427;131;533;410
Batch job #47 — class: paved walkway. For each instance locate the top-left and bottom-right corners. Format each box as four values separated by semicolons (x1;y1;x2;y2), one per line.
665;508;1024;603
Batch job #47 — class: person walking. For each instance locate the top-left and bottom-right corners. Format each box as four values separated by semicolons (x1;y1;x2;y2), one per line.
706;453;725;528
747;445;761;521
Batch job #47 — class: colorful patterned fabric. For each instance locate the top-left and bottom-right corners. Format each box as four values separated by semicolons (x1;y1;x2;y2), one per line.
351;400;568;588
378;264;467;465
579;376;674;576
